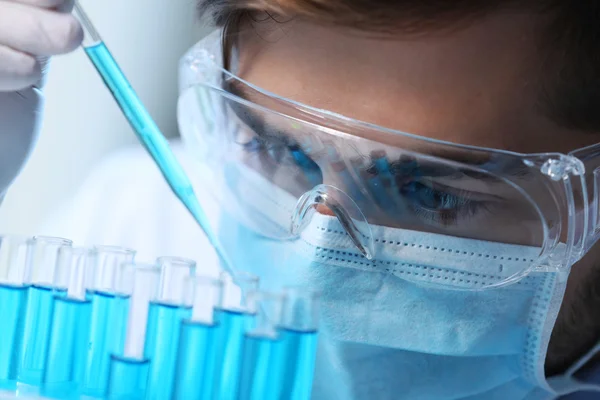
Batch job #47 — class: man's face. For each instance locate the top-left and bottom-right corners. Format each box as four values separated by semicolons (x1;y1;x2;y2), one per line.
234;11;600;373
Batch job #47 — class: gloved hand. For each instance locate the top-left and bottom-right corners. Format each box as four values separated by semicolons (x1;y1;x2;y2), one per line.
0;0;82;201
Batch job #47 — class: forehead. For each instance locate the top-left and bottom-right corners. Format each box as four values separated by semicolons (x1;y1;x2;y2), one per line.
232;13;591;153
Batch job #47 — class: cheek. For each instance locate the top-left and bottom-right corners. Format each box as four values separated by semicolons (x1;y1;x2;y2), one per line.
562;244;600;310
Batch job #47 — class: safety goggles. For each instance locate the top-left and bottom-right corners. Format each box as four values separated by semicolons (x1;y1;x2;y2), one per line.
177;30;600;289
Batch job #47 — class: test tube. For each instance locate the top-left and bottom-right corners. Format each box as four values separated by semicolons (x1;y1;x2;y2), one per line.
81;246;136;397
211;271;260;400
0;236;32;390
172;276;223;400
107;263;161;400
238;291;286;400
144;257;196;400
92;245;137;294
278;287;321;400
18;236;72;386
41;247;93;398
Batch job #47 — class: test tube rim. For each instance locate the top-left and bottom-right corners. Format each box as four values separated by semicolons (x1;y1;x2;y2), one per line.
32;236;73;246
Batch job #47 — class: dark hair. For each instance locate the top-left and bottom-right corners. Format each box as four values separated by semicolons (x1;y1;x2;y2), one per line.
198;0;600;132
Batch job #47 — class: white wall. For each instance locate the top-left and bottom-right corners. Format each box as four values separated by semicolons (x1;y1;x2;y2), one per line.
0;0;212;235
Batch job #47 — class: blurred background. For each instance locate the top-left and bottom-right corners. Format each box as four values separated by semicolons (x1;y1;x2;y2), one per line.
0;0;213;235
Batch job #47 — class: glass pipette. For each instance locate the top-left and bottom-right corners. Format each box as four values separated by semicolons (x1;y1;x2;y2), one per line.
72;2;233;272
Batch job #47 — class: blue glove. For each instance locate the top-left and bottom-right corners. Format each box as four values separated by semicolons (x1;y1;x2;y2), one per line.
0;0;83;200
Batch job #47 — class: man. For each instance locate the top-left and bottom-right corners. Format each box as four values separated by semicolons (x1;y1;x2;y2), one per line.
40;0;600;398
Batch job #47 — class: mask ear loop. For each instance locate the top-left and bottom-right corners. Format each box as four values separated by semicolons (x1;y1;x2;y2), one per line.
566;342;600;377
546;341;600;395
291;184;374;259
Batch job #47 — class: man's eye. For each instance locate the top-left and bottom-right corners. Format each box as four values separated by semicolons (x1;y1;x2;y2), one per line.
241;136;264;152
402;181;465;211
239;131;289;161
400;181;489;225
238;130;323;184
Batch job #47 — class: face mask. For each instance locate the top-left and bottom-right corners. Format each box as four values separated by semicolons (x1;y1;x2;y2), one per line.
214;166;600;400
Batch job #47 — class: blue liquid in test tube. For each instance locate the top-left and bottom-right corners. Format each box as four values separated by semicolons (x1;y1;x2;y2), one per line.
81;246;135;397
41;247;94;399
172;276;222;400
211;271;259;400
238;291;286;400
278;329;319;400
144;302;191;399
82;291;130;396
144;257;195;400
0;285;28;390
211;309;251;399
19;236;72;386
172;320;218;400
41;297;92;398
278;287;321;400
107;263;161;400
20;286;57;385
107;355;149;400
238;335;285;400
0;236;31;390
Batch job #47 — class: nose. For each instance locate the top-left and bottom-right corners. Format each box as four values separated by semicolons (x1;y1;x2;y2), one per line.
291;184;374;259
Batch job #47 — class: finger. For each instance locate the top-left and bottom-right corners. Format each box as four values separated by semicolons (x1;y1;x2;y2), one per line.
0;44;41;91
1;0;69;9
0;2;83;56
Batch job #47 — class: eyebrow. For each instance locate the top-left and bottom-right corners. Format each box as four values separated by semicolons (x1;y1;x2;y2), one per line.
225;78;531;181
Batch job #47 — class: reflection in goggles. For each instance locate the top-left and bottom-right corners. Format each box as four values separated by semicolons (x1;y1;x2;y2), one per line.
213;92;544;247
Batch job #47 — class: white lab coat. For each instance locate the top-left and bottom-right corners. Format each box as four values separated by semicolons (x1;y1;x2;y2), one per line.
38;141;221;277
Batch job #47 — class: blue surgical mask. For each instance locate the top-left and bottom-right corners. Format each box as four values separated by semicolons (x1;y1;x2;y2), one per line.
214;169;600;400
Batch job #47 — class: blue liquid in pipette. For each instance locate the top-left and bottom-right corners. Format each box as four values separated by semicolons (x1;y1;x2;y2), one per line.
19;286;62;385
238;335;285;400
83;42;233;273
279;329;319;400
172;320;219;400
41;296;92;399
0;284;28;389
144;302;191;400
82;291;129;397
211;309;252;400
